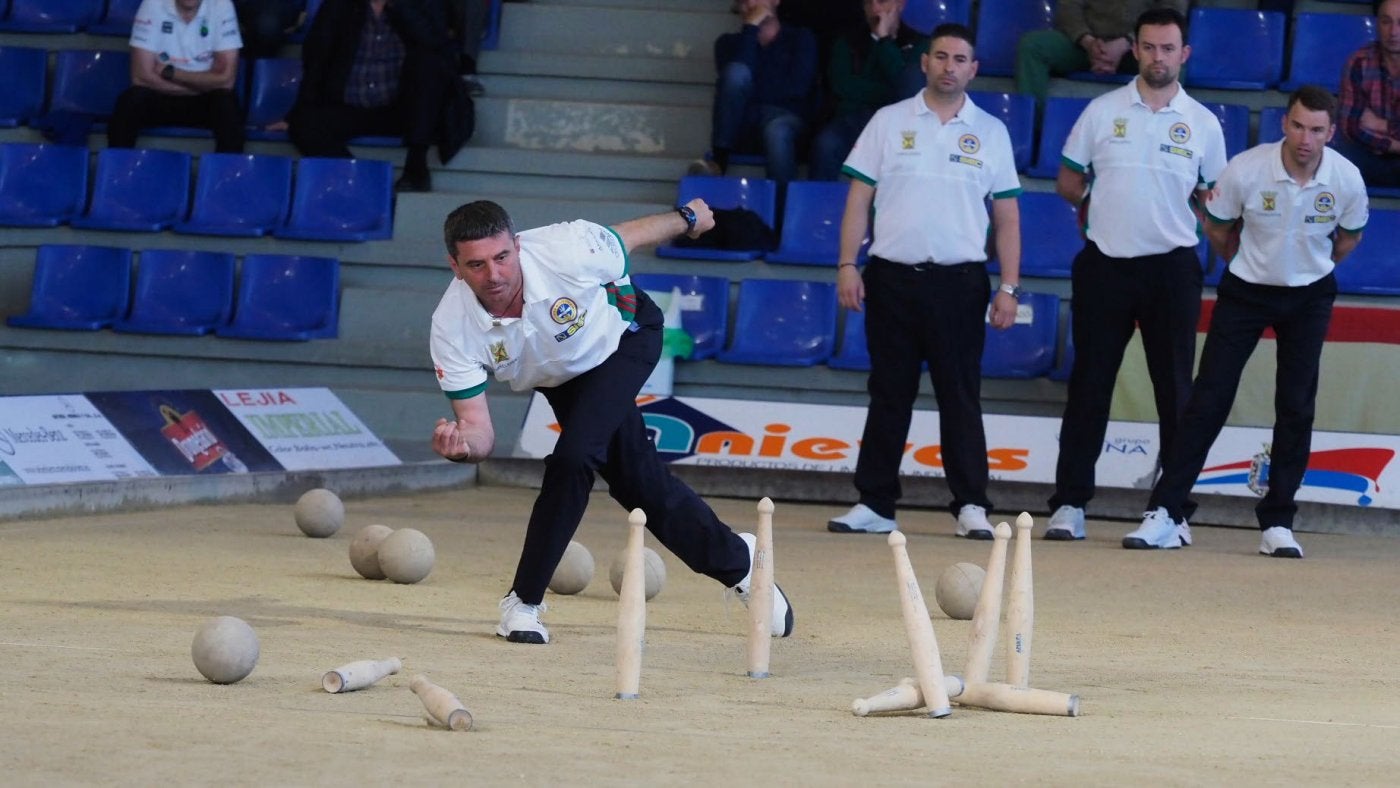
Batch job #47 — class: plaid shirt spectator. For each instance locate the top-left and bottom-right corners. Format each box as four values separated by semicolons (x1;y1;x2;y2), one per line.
1339;42;1400;156
343;9;405;109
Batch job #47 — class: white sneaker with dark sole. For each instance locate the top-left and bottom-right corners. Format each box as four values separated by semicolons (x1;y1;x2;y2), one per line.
1044;505;1086;541
955;504;994;540
496;592;549;644
827;503;897;534
734;532;794;637
1259;526;1303;558
1122;508;1187;550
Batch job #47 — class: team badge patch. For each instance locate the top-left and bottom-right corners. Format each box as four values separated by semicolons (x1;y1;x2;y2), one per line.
550;297;578;324
490;341;509;364
1261;191;1277;212
901;130;916;150
958;134;980;154
1314;192;1335;213
1113;118;1128;138
1169;122;1191;144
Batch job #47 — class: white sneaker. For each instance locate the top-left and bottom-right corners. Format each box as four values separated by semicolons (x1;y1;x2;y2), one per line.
1122;507;1186;550
1259;526;1304;558
1044;505;1086;541
733;533;794;637
954;504;994;540
827;503;897;534
496;592;549;644
1177;519;1193;547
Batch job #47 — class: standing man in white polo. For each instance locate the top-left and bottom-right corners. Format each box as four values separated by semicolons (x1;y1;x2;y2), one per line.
827;23;1023;539
1045;7;1226;548
1138;86;1367;558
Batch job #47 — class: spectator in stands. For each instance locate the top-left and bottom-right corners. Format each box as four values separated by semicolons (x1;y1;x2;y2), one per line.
429;199;793;645
826;24;1023;539
1138;86;1368;559
108;0;246;153
449;0;490;97
1336;0;1400;189
688;0;819;190
808;0;925;180
1015;0;1188;108
235;0;304;60
288;0;474;193
1046;8;1226;548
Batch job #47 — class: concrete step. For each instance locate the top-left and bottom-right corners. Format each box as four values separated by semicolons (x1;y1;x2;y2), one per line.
479;73;713;108
495;4;730;60
472;95;710;156
481;50;714;85
532;0;728;10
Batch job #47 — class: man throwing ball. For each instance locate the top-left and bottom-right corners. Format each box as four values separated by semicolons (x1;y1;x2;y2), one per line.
428;199;794;644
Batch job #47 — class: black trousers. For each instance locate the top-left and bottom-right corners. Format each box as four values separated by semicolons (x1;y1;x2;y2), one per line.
854;257;993;518
1149;271;1336;530
288;56;449;158
1050;242;1202;512
107;87;245;153
510;291;751;606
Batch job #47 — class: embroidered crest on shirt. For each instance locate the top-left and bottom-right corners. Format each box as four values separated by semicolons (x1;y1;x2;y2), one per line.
958;134;980;154
550;297;579;324
1314;192;1335;213
1113;118;1128;138
1261;191;1277;212
1168;122;1191;144
900;130;916;150
490;341;509;364
553;310;587;342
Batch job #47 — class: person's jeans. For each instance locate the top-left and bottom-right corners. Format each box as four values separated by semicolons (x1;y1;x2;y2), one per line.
711;61;807;184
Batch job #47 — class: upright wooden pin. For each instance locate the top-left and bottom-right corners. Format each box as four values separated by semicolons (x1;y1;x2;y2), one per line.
887;531;952;718
409;674;473;731
322;657;402;693
1005;512;1035;688
963;522;1012;684
747;497;775;678
614;508;648;699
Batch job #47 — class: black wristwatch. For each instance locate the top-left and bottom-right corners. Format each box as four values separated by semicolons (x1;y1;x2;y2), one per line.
676;205;697;233
999;282;1024;300
161;64;175;81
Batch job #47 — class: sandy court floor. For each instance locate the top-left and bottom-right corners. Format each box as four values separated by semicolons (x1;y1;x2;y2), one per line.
2;483;1399;785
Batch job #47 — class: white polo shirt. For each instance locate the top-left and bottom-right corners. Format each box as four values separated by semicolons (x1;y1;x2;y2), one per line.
1062;80;1227;259
430;221;635;397
843;90;1021;265
1206;142;1369;287
130;0;242;73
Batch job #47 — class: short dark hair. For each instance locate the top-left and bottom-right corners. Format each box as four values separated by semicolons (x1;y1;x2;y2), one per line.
1377;0;1400;17
928;23;975;55
1286;85;1338;123
1135;7;1188;42
444;200;515;256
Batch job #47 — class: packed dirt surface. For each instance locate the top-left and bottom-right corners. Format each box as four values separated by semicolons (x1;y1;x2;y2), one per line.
3;484;1398;785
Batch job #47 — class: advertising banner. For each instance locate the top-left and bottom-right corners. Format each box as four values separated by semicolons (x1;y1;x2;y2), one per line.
86;390;282;476
214;388;399;470
0;395;158;485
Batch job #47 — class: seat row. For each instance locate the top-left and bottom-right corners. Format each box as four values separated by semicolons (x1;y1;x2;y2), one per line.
632;274;1061;379
898;2;1372;93
0;143;394;241
7;244;340;341
655;174;1400;296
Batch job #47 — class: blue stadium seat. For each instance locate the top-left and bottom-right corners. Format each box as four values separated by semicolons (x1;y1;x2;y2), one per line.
766;180;867;266
0;0;103;32
114;249;236;336
245;57;300;140
902;0;971;35
1257;105;1285;145
1184;8;1285;90
1202;102;1250;160
87;0;142;36
973;0;1055;77
218;254;340;340
72;148;192;232
1334;209;1400;296
716;279;837;366
274;157;394;241
655;175;778;261
1282;13;1375;93
0;46;46;127
828;308;870;372
968;90;1035;172
629;273;730;360
288;0;324;43
47;49;131;120
6;245;133;331
175;153;293;238
1016;191;1081;279
0;143;89;227
981;292;1059;378
1029;96;1091;179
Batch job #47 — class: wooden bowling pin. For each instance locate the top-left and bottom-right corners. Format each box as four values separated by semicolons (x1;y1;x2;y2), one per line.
409;674;473;731
322;657;402;693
